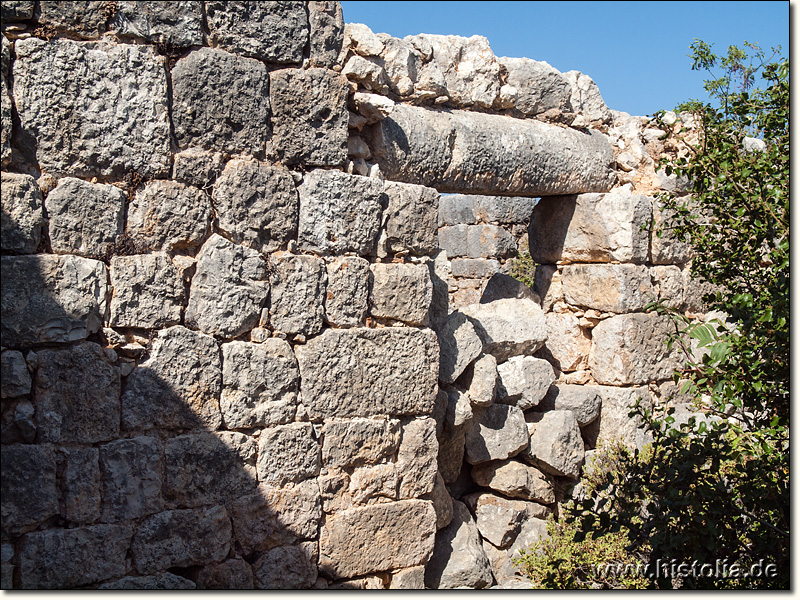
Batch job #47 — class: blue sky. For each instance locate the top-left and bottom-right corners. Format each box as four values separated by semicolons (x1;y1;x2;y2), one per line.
340;1;789;117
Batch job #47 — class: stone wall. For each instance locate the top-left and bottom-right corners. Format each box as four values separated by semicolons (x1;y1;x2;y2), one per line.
0;2;706;590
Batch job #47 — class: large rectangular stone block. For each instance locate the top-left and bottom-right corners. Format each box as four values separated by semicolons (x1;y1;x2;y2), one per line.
109;254;184;329
369;262;432;325
268;254;327;337
99;436;163;523
1;172;43;254
561;264;653;313
382;181;439;256
256;422;320;487
1;444;59;535
113;1;204;47
322;418;401;469
61;446;101;524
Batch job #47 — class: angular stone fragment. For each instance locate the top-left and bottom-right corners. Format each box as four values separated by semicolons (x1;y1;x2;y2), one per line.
2;1;34;20
471;459;555;504
389;565;426;589
297;170;385;255
526;410;584;478
308;1;344;68
437;311;483;384
396;417;439;498
257;422;320;486
347;463;398;505
369;262;432;325
437;425;466;484
99;573;196;590
18;524;131;588
496;356;555;411
561;264;653;313
205;1;308;63
368;104;616;195
466;224;517;259
132;506;231;574
538;384;601;427
462;353;498;407
438;224;468;258
195;558;254;590
320;499;436;579
121;326;222;431
109;254;183;328
581;386;653;451
498;518;549;583
296;328;439;418
99;436;162;523
172;147;225;187
322;418;400;469
463;492;549;548
213;159;298;254
270;68;348;167
185;234;269;338
1;444;59;534
1;60;12;167
542;312;590;372
651;200;692;265
1;173;43;254
564;70;612;123
499;57;571;116
382;181;439;255
269;254;326;336
1;350;31;398
113;1;203;46
465;404;528;465
429;471;454;529
14;38;170;177
443;387;473;432
253;542;318;590
172;47;269;156
461;299;547;362
324;256;370;327
0;397;35;444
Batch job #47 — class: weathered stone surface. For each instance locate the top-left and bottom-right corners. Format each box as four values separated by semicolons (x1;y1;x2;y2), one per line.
172;47;269;156
1;173;43;254
430;471;454;529
228;480;321;556
582;386;653;451
1;444;59;534
498;518;549;583
36;1;110;38
126;179;211;252
462;353;497;407
451;258;501;278
396;417;439;498
439;194;477;226
526;410;584;478
18;524;131;588
533;264;562;312
2;1;34;20
542;312;591;372
651;265;685;309
589;313;681;385
467;224;517;258
496;356;555;410
382;181;439;256
58;447;100;524
465;404;528;464
121;326;222;431
296;328;439;418
500;57;571;116
297;170;385;256
270;68;348;167
185;234;269;338
99;573;197;590
368;104;616;195
221;339;298;429
369;262;432;325
437;311;483;384
252;542;318;590
99;436;162;523
268;254;326;336
1;58;12;166
347;463;398;505
651;201;692;265
564;70;612;123
471;459;555;504
461;299;547;362
308;1;344;68
322;418;400;469
437;224;468;258
320;499;436;579
113;1;203;46
109;254;184;328
194;558;254;590
33;342;119;443
424;500;493;589
1;350;31;398
437;424;466;484
480;273;539;304
205;1;308;63
562;264;653;313
1;254;108;347
389;565;425;589
529;192;652;264
172;147;225;187
14;38;170;177
442;387;473;432
463;492;550;548
473;195;539;225
324;256;370;327
257;422;320;486
0;397;35;444
213;159;298;254
132;506;231;574
538;384;601;427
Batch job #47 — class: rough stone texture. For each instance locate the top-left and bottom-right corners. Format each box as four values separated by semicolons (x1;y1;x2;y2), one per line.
59;447;100;524
0;397;36;444
297;170;385;256
205;1;308;63
36;1;109;38
1;173;43;254
252;542;318;590
533;264;563;312
542;312;591;372
471;459;556;504
437;224;468;258
109;254;184;328
500;57;571;116
270;68;349;167
213;159;298;254
268;254;326;337
564;70;612;123
99;436;163;523
538;384;602;427
221;339;298;429
437;425;466;484
465;404;528;464
308;1;344;68
496;356;555;410
369;262;432;325
368;104;616;195
1;350;31;398
582;386;653;451
463;492;550;548
429;471;454;529
126;180;211;252
1;254;107;347
498;518;549;582
529;192;652;264
113;1;203;47
443;387;473;431
324;256;370;327
172;47;269;156
132;506;231;574
99;573;197;590
424;500;493;589
461;299;547;362
296;328;439;419
18;524;131;589
651;201;692;265
462;353;498;407
382;181;439;255
322;418;400;469
451;258;501;278
1;62;14;167
396;417;439;498
467;224;518;258
589;313;681;385
185;234;269;338
33;342;119;443
526;410;585;478
257;422;320;486
437;311;483;384
651;264;685;309
480;273;539;304
473;195;539;225
194;558;254;590
121;326;222;431
389;565;426;589
172;147;225;187
439;194;477;226
1;444;59;534
319;499;436;579
562;263;653;313
347;463;398;505
14;38;170;177
2;1;34;20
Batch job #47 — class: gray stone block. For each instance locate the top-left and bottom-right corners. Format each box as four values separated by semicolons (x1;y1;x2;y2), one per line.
172;147;225;187
461;298;547;362
322;417;400;469
451;258;501;278
113;1;203;46
257;422;320;487
252;542;318;590
1;1;34;20
308;1;344;68
194;558;254;590
61;446;101;524
1;350;31;398
499;57;572;116
369;262;432;325
473;194;538;224
464;404;528;464
496;355;555;411
526;410;584;478
382;181;439;255
99;436;163;523
466;225;517;258
37;1;110;38
561;263;653;313
1;444;59;534
437;310;483;384
471;459;555;504
438;194;477;226
109;254;184;328
269;254;327;337
1;173;43;254
397;417;439;499
324;256;370;327
99;573;197;590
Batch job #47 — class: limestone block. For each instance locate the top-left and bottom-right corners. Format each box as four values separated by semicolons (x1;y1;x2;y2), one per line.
651;200;692;265
99;573;197;590
126;180;211;252
651;265;685;309
1;444;59;534
473;195;539;225
348;463;398;505
369;262;432;325
172;147;225;187
429;471;454;529
581;386;653;451
205;1;308;63
461;298;547;362
463;492;550;548
542;312;591;372
439;194;477;226
221;339;298;429
322;417;400;469
1;1;34;20
270;68;348;167
462;353;498;407
296;328;439;419
437;425;466;484
438;224;469;258
109;254;184;328
297;170;385;255
533;264;562;312
99;436;163;522
319;499;436;579
1;65;12;167
538;384;601;427
466;224;517;258
269;254;327;336
396;417;439;498
36;1;109;38
324;256;370;327
308;1;344;68
480;272;539;304
18;524;131;588
1;350;31;398
499;57;571;116
390;565;426;589
464;403;528;465
257;422;320;486
561;264;653;313
194;558;254;590
382;181;439;255
55;447;99;525
564;70;612;123
14;38;170;177
496;356;555;411
436;311;483;383
252;542;318;590
213;159;298;254
132;506;231;574
498;518;549;582
113;1;203;46
526;410;584;478
451;258;501;278
185;234;269;338
342;54;389;94
471;459;555;504
0;397;35;444
368;104;616;195
1;173;43;254
443;387;473;431
172;47;269;156
121;326;222;431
